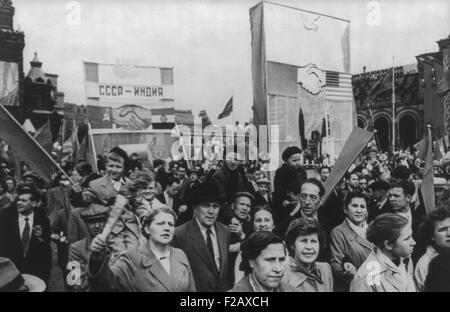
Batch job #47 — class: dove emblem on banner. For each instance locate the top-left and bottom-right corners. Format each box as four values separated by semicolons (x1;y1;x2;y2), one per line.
301;13;320;31
297;64;326;95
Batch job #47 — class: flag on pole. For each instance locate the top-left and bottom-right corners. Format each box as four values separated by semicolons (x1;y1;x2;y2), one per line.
421;127;435;213
0;104;64;183
218;97;233;119
34;120;53;153
414;137;427;161
322;127;375;203
76;123;98;172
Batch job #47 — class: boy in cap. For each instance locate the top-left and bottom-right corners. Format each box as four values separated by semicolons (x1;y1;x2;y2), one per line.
273;146;307;218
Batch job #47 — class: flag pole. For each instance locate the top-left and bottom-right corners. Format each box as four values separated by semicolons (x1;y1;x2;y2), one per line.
392;56;396;152
0;104;74;185
88;122;98;173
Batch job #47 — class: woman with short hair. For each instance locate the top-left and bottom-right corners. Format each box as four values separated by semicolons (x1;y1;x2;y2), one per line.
230;231;294;292
88;207;196;292
330;192;374;291
350;213;416;292
233;205;276;284
283;218;333;292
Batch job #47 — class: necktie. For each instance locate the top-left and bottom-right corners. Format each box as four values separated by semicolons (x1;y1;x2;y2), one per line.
22;217;31;257
206;227;216;267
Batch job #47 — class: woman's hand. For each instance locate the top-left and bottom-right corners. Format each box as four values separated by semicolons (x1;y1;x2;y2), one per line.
343;262;357;276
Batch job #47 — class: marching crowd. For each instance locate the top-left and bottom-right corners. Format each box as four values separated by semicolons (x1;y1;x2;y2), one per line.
1;142;450;292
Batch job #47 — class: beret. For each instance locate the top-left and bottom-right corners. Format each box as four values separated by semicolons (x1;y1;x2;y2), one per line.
282;146;302;162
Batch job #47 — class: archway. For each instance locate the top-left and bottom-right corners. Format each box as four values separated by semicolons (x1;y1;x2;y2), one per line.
399;114;417;149
357;117;367;129
374;116;390;151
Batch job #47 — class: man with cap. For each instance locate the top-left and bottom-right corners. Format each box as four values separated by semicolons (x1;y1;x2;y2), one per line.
367;180;390;222
0;185;52;283
273;146;307;219
68;204;110;292
0;257;46;292
172;180;231;292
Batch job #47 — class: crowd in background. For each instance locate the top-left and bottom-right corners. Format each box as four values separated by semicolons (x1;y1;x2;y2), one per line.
1;139;450;292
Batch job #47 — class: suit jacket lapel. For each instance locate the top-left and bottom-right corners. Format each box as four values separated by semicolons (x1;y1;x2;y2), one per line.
188;220;219;276
141;243;172;292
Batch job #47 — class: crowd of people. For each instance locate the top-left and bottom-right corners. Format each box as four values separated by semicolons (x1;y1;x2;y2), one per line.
1;141;450;292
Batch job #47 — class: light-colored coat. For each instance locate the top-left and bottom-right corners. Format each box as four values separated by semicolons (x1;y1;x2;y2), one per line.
89;242;196;292
330;219;374;290
350;248;416;292
283;260;334;292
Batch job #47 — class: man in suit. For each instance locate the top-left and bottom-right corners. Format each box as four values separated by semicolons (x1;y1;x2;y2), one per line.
172;180;231;292
0;185;52;283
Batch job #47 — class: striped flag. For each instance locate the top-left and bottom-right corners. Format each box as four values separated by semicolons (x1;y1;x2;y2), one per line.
151;107;175;129
324;71;353;101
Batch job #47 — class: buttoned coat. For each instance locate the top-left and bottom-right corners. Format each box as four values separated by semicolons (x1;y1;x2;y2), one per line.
89;242;196;292
330;219;374;291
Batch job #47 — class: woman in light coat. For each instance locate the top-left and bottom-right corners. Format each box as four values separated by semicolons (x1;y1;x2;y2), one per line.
350;213;416;292
283;218;333;292
330;192;374;291
88;207;196;292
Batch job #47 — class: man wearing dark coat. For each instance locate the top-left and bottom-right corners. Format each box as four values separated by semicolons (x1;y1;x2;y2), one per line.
0;185;52;283
172;181;231;292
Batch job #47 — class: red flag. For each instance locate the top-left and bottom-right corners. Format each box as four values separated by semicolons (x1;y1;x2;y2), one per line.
76;123;98;172
421;128;435;213
413;137;427;161
322;127;375;203
0;104;64;183
218;97;233;119
34;120;53;153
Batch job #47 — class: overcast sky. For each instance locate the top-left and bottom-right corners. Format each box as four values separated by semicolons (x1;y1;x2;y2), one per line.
13;0;450;125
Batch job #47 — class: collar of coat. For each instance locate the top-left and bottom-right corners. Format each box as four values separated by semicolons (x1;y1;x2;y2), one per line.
141;241;189;268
